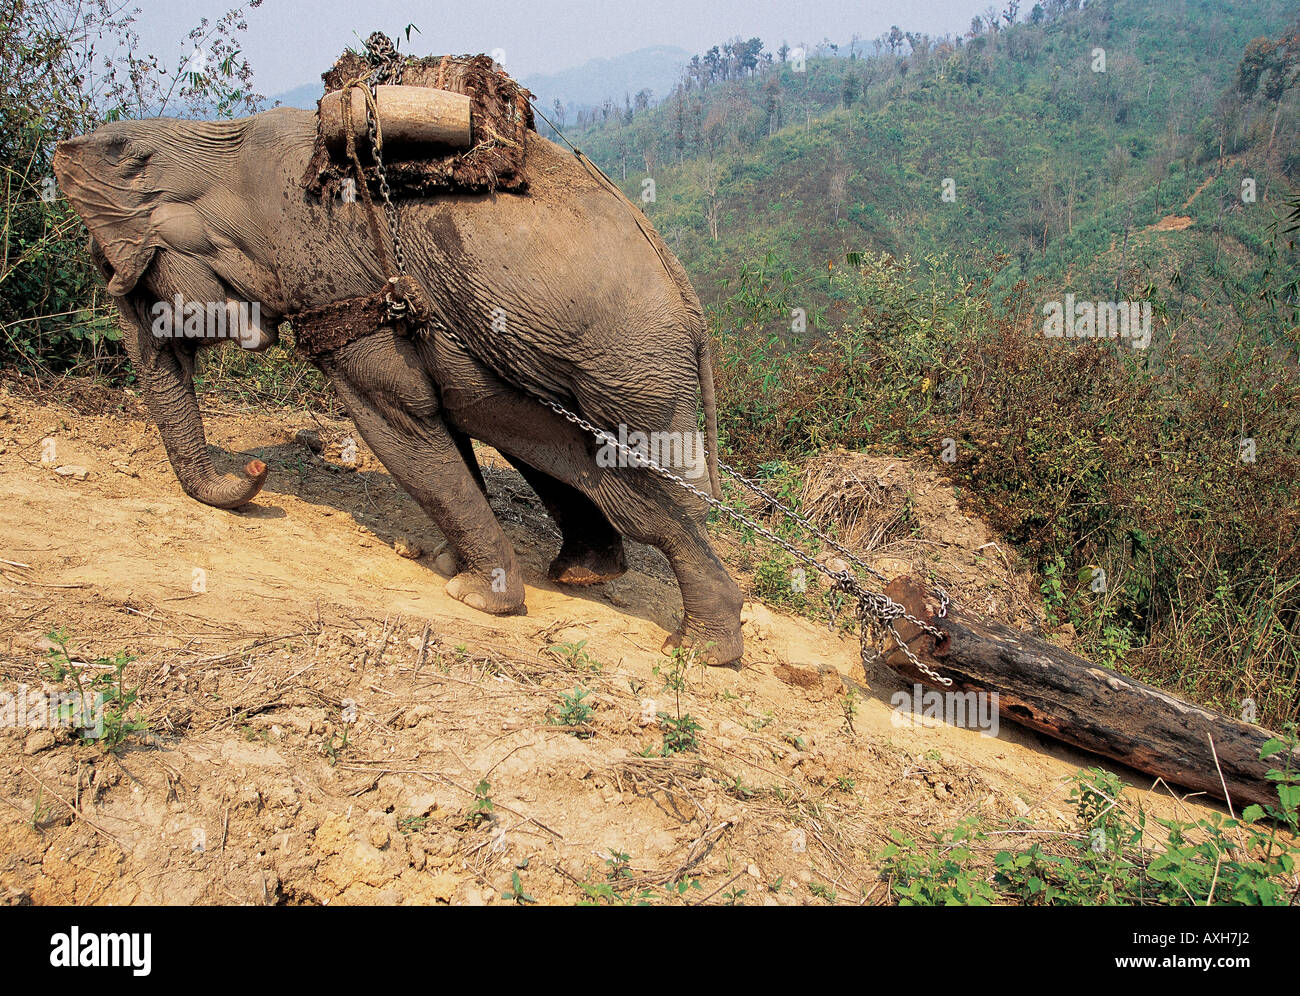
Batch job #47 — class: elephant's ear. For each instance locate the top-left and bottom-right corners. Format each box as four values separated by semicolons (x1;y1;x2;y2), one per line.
53;129;161;296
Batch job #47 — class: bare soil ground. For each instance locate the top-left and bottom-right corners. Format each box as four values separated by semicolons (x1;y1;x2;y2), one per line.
0;377;1223;905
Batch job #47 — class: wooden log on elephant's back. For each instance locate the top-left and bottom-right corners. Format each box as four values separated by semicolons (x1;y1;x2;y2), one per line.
882;576;1296;810
320;85;473;160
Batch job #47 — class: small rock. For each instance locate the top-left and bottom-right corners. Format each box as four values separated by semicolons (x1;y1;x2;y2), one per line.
53;465;88;480
295;428;323;453
1012;796;1032;817
394;537;423;560
234;788;262;810
638;699;658;727
111;461;138;477
23;730;56;755
402;792;440;818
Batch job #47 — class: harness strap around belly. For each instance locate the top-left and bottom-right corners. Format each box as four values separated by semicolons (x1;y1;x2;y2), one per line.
289;274;433;357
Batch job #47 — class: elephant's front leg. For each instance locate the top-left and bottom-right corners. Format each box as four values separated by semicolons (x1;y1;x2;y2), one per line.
319;334;525;615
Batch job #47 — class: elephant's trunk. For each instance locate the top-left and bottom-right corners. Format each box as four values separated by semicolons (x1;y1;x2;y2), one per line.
121;305;267;509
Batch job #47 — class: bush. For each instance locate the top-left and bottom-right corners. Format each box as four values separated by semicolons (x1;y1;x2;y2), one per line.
715;250;1300;728
879;740;1300;906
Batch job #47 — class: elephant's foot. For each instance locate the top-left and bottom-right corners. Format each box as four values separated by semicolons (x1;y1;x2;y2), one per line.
446;570;527;615
547;538;628;586
661;616;744;667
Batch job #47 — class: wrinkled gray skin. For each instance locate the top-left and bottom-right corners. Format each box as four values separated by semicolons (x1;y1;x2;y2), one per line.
53;108;743;663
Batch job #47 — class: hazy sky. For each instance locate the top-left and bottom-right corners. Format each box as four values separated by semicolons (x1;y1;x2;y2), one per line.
127;0;985;95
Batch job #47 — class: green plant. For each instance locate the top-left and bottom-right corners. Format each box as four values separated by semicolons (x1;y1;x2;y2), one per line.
660;712;703;754
471;778;494;824
807;883;837;903
841;688;859;734
605;851;633;880
501;871;537;904
322;726;349;766
880;737;1300;906
654;646;703;754
877;820;998;906
548;685;594;735
397;816;430;834
547;640;602;673
29;786;46;831
43;629;149;752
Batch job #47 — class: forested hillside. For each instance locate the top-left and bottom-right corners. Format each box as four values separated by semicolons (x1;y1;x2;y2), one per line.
565;0;1299;345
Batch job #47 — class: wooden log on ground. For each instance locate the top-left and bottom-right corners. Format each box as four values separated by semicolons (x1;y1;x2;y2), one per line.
882;576;1296;810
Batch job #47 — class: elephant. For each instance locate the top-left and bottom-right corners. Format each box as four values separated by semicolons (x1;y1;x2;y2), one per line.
52;106;745;664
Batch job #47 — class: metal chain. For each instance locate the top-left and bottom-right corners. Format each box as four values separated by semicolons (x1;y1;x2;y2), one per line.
361;33;407;286
511;381;954;686
718;457;949;617
364;31;403;85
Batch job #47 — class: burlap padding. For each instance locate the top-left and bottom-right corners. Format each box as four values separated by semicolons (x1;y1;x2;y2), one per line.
301;52;535;200
291;290;391;356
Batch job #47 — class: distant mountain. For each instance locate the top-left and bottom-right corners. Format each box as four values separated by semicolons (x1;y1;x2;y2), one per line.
521;45;690;115
267;82;323;110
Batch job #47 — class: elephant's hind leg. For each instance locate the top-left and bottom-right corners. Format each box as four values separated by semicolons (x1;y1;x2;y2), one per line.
503;455;628;585
429;336;741;662
320;334;526;616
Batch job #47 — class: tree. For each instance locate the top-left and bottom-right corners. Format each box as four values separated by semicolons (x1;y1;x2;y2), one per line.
762;74;783;136
828;165;849;224
728;37;763;76
1237;29;1299;154
695;160;724;240
703;46;722;84
672;88;687;162
842;72;861;108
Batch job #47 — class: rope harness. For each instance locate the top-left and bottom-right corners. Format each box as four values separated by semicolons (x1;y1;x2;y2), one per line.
295;32;953;683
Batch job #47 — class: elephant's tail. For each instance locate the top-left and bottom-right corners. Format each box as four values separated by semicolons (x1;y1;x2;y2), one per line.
698;338;722;501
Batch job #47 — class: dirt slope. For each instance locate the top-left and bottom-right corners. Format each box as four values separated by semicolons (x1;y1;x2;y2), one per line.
0;377;1222;905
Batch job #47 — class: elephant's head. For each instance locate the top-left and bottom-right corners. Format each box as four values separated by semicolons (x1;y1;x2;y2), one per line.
54;118;287;508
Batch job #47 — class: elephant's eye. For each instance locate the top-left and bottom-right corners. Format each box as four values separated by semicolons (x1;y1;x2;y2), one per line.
120;145;150;173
